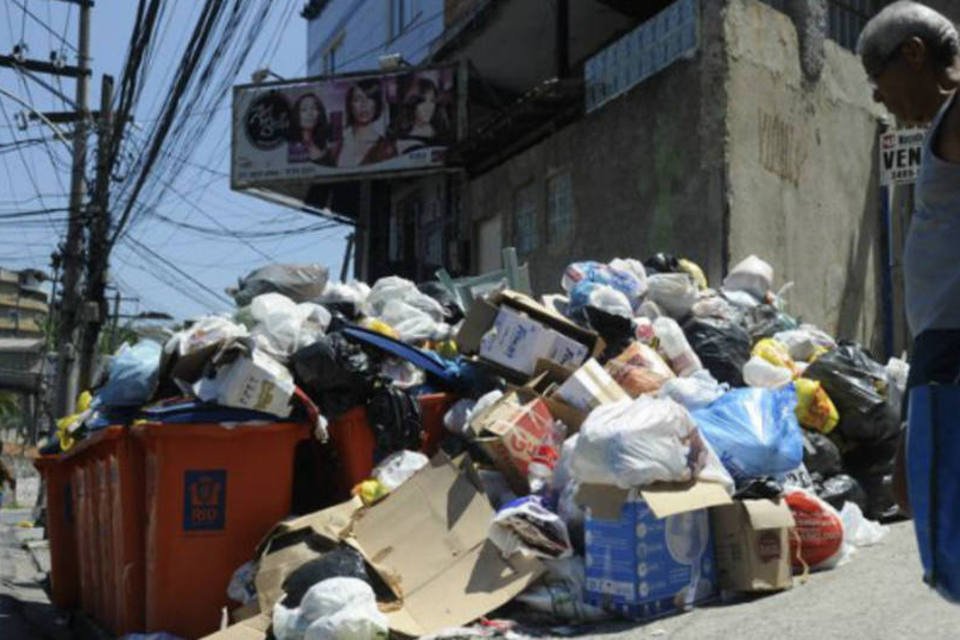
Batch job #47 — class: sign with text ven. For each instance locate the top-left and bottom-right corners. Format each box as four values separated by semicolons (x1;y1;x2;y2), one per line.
880;128;925;186
232;65;458;188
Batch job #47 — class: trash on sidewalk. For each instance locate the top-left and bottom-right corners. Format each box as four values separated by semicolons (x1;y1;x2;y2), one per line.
711;498;796;593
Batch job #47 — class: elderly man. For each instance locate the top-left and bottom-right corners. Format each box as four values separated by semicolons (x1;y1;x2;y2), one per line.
858;3;960;509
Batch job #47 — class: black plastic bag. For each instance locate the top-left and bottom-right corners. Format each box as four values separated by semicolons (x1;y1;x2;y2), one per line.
802;431;844;477
805;343;897;444
734;477;783;500
585;306;635;363
842;431;900;520
281;546;376;607
816;474;868;512
291;333;372;418
682;316;752;387
644;253;681;275
741;304;798;341
367;382;423;462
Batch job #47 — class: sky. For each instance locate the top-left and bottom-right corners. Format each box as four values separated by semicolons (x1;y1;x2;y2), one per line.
0;1;351;321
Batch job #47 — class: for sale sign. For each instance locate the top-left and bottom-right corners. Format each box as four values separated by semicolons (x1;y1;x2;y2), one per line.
880;128;925;186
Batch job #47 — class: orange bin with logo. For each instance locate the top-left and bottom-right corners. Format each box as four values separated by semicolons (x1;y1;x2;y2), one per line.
33;454;81;610
42;426;146;635
131;421;308;639
325;393;457;499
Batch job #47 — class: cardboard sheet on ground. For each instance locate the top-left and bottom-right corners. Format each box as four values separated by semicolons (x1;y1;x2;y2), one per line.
210;455;542;639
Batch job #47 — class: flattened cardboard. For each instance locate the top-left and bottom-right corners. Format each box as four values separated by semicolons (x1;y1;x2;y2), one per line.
350;455;543;637
577;480;732;521
251;457;542;639
711;498;795;593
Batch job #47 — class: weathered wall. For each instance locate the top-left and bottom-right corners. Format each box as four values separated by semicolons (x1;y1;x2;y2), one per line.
465;1;730;294
724;0;886;350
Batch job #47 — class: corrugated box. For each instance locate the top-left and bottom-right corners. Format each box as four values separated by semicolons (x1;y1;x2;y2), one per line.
577;481;732;621
553;359;629;413
710;498;795;593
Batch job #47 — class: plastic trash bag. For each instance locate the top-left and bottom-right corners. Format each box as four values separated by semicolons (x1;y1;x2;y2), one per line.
654;316;703;377
743;356;793;389
657;370;726;411
572;396;733;492
743;304;799;341
690;293;739;321
646;273;698;319
786;489;845;570
377;298;449;343
678;258;708;290
722;255;773;300
363;276;446;322
752;338;799;376
818;474;868;512
178;316;248;357
372;450;429;491
561;260;646;308
291;333;372;418
643;252;681;275
604;342;674;397
227;560;257;604
281;548;376;609
683;316;752;386
774;327;836;362
231;263;329;307
274;577;388;640
804;343;896;444
802;431;843;477
609;257;649;297
885;356;909;416
794;378;839;433
692;386;804;481
489;495;573;559
568;282;633;319
250;293;331;360
840;501;888;547
515;556;609;622
96;340;162;407
418;281;465;323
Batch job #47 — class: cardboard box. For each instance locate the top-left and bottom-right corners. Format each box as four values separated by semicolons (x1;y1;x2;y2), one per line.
207;455;542;639
479;305;552;375
710;498;795;593
469;393;555;493
194;347;295;417
577;481;732;621
553;359;629;413
458;290;602;381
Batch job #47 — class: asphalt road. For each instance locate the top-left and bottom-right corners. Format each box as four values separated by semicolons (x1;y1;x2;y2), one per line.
2;506;960;639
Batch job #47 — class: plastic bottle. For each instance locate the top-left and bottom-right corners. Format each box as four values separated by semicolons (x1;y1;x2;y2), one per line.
634;317;656;344
527;444;559;497
653;317;703;377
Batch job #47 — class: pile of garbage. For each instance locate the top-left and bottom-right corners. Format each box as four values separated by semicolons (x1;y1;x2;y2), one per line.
49;253;906;638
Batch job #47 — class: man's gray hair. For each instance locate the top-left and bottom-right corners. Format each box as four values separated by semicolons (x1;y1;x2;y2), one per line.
858;1;959;77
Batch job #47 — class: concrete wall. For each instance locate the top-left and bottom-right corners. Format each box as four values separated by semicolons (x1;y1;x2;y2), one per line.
307;0;445;76
465;1;730;295
724;0;886;350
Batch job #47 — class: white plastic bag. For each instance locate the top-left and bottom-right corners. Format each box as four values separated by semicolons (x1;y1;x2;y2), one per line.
885;356;909;415
372;451;429;491
448;390;502;436
657;370;726;410
722;255;773;299
489;496;573;559
572;396;703;488
250;293;331;359
742;356;793;389
231;263;329;306
364;276;445;321
609;257;649;299
178;315;248;356
317;281;370;307
646;273;698;319
840;501;888;547
227;560;257;604
378;298;449;343
273;577;387;640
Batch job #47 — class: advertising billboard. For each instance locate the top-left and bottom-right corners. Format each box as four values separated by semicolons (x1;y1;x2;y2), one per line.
232;65;459;189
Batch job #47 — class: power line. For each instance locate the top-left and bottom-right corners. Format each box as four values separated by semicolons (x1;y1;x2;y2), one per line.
10;0;79;53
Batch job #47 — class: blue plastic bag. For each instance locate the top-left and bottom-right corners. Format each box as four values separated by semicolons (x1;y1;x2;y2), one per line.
907;384;960;602
95;340;162;408
562;261;645;309
692;385;803;481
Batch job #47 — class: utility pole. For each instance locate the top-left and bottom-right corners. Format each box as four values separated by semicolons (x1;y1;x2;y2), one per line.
78;74;114;391
54;0;91;418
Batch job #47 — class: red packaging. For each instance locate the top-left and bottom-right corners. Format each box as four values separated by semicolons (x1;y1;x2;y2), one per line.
786;489;844;569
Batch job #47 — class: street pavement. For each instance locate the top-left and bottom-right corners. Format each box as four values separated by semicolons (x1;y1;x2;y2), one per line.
2;507;960;639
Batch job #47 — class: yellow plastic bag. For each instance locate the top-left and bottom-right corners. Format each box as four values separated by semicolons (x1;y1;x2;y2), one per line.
56;391;93;452
752;338;799;377
359;317;401;340
678;258;709;290
794;378;839;434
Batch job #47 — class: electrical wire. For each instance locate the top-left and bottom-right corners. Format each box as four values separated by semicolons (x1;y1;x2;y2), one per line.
10;0;78;53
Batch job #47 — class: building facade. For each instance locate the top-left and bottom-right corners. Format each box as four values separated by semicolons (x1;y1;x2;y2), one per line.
301;0;960;355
